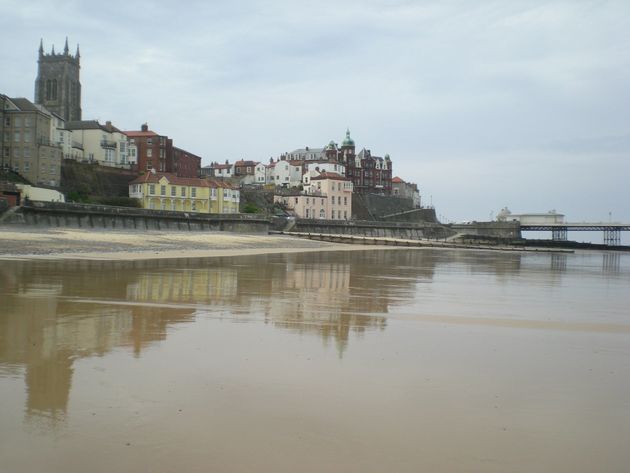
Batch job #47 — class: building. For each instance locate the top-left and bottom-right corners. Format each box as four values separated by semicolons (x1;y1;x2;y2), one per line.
173;147;201;178
269;158;303;187
65;120;134;168
124;124;201;178
124;124;173;174
278;129;392;194
275;171;352;220
1;95;62;186
34;38;81;122
392;176;421;207
208;161;234;179
496;208;565;224
129;172;239;214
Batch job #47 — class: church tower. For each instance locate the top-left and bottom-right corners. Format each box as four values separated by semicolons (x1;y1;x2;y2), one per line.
34;38;82;121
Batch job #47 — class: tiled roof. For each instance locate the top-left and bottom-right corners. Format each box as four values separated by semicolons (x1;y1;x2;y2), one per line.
9;98;40;112
129;172;210;187
124;130;159;137
310;172;349;181
392;176;404;183
66;120;122;133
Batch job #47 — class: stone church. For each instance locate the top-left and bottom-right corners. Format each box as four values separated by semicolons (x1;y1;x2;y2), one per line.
34;38;82;122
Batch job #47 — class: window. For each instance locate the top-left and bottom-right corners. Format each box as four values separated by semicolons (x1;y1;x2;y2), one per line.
147;138;153;145
171;187;176;196
306;209;310;218
331;196;335;205
146;161;152;170
191;201;196;211
331;210;335;219
295;197;298;204
191;187;196;197
171;201;176;211
344;211;348;219
181;187;186;197
149;184;155;195
14;117;22;127
147;149;152;157
23;147;31;158
319;209;325;219
24;162;30;172
14;131;20;142
160;185;166;196
4;116;9;126
211;188;216;198
13;147;20;158
161;201;166;210
160;149;164;158
344;197;347;205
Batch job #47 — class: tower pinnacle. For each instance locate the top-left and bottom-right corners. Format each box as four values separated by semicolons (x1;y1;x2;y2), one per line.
64;37;69;55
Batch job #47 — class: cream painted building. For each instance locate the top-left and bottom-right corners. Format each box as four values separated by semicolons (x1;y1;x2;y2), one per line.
275;171;352;220
66;120;135;168
129;172;239;214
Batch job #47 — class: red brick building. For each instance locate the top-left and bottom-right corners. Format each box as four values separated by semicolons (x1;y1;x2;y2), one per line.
173;147;201;178
124;124;201;178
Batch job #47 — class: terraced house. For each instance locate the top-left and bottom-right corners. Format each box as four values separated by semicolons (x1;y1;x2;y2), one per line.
129;172;239;214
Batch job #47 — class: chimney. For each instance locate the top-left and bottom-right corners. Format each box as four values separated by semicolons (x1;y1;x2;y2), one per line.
105;120;112;130
141;123;148;132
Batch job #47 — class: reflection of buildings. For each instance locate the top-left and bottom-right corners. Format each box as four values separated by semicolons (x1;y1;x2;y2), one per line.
5;248;580;424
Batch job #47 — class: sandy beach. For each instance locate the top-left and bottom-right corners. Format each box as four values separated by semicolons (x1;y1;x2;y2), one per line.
0;226;385;261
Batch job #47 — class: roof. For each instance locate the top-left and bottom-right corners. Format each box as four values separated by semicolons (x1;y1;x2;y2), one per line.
129;172;210;187
66;120;122;133
124;130;159;138
234;160;259;166
310;172;349;181
392;176;404;184
213;163;233;170
8;97;41;112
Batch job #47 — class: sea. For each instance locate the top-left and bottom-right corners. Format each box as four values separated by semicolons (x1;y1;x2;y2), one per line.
1;248;629;473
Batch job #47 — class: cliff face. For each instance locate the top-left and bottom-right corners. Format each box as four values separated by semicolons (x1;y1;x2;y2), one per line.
60;160;138;201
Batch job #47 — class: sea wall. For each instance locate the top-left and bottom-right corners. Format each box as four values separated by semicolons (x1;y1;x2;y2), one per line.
3;201;270;233
289;218;455;240
449;221;521;239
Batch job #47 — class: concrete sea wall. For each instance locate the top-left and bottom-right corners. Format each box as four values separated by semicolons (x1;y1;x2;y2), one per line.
3;201;271;233
289;218;455;240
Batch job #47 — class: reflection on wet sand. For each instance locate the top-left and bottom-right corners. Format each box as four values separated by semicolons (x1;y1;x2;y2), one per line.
1;249;630;473
0;250;441;423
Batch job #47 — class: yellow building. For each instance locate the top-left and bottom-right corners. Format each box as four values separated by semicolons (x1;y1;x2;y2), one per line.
129;172;240;213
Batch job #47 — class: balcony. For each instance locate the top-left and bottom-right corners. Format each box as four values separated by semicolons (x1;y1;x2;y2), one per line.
100;140;117;149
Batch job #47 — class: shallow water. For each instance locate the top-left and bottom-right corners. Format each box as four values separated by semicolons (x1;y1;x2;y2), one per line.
1;249;629;473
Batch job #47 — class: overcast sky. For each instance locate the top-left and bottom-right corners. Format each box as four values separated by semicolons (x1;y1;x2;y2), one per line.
1;0;629;226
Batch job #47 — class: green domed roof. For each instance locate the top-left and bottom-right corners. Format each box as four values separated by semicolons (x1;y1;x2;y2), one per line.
326;140;337;150
341;128;355;147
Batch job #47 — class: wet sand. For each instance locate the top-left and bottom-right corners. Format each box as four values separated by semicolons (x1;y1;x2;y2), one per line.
0;226;386;261
1;240;629;473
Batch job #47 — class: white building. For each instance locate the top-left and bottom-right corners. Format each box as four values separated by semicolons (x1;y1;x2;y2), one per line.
497;208;565;224
65;120;134;168
269;159;303;187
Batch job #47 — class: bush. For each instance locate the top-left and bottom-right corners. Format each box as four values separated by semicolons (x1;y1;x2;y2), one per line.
242;203;259;213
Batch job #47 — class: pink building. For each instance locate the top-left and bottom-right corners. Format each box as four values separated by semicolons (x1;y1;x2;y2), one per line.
275;172;352;220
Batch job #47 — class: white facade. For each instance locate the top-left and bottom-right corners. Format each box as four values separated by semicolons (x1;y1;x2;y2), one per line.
497;208;565;224
271;160;303;187
16;183;65;202
304;161;345;176
67;121;133;168
254;163;266;184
